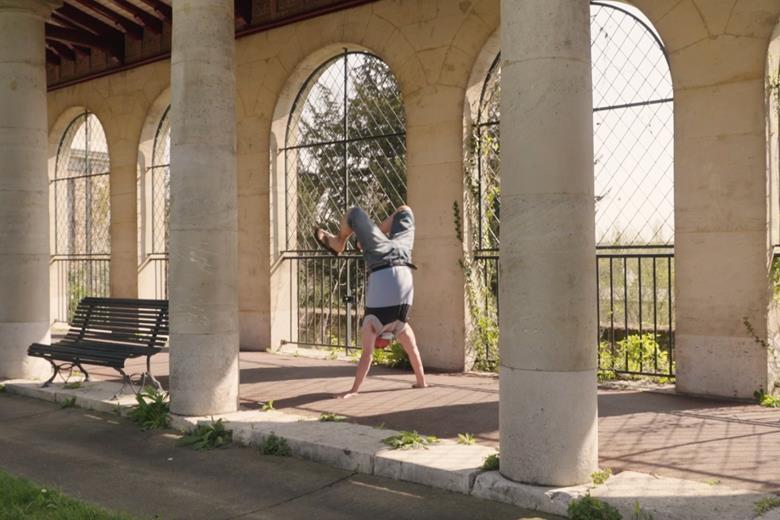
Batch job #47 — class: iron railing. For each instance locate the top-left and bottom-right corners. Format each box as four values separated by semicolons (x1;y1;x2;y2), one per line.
51;254;110;323
596;246;674;377
281;252;365;351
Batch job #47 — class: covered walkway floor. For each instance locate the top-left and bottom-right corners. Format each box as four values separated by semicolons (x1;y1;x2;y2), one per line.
94;351;780;494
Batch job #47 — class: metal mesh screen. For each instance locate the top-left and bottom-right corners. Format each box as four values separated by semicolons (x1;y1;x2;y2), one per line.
282;50;406;349
284;51;407;252
51;111;111;321
150;106;171;255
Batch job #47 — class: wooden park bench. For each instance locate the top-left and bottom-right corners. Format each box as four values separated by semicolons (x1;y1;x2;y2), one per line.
28;297;169;395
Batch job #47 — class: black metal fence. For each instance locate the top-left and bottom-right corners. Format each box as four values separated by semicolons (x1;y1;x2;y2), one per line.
596;246;674;377
282;252;365;351
51;254;110;323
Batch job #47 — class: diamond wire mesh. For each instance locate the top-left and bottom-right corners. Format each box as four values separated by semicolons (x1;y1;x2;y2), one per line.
282;51;407;348
51;111;111;321
150;107;171;255
53;112;111;256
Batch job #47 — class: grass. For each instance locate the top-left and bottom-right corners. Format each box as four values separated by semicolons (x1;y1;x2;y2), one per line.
0;468;137;519
754;389;780;408
62;381;82;390
456;433;476;445
258;433;292;457
568;494;621;520
591;467;612;485
60;397;77;409
127;389;170;430
260;400;275;411
755;496;780;516
319;412;346;422
177;419;232;450
382;431;439;450
0;384;6;393
482;452;499;471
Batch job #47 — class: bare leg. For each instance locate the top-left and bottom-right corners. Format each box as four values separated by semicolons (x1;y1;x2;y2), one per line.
335;318;379;399
396;323;428;388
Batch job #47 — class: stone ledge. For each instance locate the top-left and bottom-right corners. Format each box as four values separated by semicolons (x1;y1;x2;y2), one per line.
4;379;779;520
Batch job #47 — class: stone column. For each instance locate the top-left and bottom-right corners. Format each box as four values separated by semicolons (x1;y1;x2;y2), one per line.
499;0;598;486
0;0;60;380
169;0;239;415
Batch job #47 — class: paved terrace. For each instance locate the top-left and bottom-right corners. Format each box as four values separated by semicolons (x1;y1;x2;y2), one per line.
93;351;780;493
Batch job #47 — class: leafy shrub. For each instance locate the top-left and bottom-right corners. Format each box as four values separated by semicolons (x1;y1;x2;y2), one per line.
754;389;780;408
128;389;170;430
177;419;232;450
372;341;410;369
60;397;77;409
591;468;612;485
482;452;500;471
457;433;476;445
598;334;672;379
755;496;780;516
319;412;346;422
568;494;622;520
382;431;438;450
259;433;292;457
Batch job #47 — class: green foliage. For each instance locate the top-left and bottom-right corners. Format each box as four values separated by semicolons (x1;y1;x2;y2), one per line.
591;468;612;485
259;433;292;457
482;452;500;471
60;397;77;409
598;334;672;379
568;494;622;520
0;469;137;519
457;433;476;445
755;496;780;516
771;255;780;301
319;412;347;422
63;381;82;390
754;389;780;408
372;341;410;369
631;502;654;520
382;431;439;450
127;389;170;430
177;419;232;451
260;400;275;411
0;384;6;393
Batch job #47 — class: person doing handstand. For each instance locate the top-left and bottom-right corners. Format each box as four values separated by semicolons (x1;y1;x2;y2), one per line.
315;206;428;399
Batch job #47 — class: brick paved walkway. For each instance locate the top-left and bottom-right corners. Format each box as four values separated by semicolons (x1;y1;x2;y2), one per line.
97;351;780;493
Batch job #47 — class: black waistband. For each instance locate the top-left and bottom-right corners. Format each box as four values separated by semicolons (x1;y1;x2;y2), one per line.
368;261;418;274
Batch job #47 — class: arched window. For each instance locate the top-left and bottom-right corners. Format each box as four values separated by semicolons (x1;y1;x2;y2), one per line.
281;50;406;349
51;111;111;322
468;1;675;377
139;106;171;299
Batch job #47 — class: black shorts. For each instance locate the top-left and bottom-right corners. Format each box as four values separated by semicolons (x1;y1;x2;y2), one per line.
364;304;412;326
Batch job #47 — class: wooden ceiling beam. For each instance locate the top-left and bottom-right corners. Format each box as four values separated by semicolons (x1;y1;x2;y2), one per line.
45;24;121;58
236;0;252;26
136;0;171;21
70;0;144;40
48;40;77;61
59;3;125;43
106;0;163;33
46;48;61;65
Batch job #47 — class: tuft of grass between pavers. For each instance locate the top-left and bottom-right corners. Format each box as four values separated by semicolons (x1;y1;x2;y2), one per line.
755;496;780;516
481;452;499;471
258;433;292;457
382;431;438;450
0;468;138;519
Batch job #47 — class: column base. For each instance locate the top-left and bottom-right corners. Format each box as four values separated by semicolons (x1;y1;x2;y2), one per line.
499;366;598;487
0;321;51;380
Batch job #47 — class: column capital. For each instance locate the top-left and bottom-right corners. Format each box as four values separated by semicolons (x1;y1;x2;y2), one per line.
0;0;61;19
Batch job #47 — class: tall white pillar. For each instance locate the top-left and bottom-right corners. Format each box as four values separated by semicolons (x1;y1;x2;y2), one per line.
0;0;60;380
169;0;239;415
499;0;598;486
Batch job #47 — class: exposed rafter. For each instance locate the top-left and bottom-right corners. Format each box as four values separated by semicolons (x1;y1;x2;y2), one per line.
58;3;125;45
45;24;121;59
136;0;171;21
71;0;144;40
107;0;163;34
48;40;76;61
46;48;61;65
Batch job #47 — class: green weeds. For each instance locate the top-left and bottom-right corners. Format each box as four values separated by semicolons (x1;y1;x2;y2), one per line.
258;433;292;457
177;419;232;450
127;388;170;430
382;431;438;450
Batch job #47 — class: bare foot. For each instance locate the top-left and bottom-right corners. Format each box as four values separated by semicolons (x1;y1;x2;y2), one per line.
334;391;359;399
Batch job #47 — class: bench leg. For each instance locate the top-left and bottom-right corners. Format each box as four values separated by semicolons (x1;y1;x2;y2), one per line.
111;368;136;400
73;362;90;383
41;360;61;388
